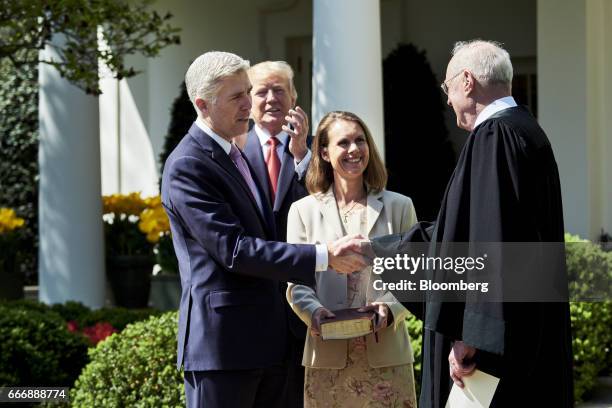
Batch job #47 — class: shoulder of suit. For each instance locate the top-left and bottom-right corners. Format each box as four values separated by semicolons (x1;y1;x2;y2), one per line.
291;193;319;209
380;189;414;207
290;192;329;212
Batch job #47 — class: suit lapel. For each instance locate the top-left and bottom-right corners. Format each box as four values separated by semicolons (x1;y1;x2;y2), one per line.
188;124;270;233
366;190;384;236
243;130;273;208
274;145;295;211
318;187;344;240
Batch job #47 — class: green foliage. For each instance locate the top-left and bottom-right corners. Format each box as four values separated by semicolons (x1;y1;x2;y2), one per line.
0;0;181;95
570;301;612;401
383;43;456;220
405;313;423;397
71;312;184;407
79;306;161;331
0;299;160;399
159;82;194;176
565;233;612;402
50;301;93;323
0;55;38;282
0;304;89;387
402;235;612;403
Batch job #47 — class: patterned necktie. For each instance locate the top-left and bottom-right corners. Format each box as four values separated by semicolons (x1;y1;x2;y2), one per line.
229;144;262;213
266;136;281;204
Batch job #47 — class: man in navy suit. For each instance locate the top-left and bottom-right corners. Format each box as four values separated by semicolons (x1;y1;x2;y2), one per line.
244;61;311;408
161;51;366;408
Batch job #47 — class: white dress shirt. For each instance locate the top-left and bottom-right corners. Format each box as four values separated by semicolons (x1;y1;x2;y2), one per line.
195;118;328;271
474;96;518;129
253;124;312;179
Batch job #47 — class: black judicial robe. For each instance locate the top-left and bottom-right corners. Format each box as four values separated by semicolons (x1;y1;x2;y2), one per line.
377;106;574;407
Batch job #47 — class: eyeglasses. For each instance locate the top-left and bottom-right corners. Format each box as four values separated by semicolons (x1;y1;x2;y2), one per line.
440;70;464;95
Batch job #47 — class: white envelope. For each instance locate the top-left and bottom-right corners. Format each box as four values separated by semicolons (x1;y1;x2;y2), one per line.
445;369;500;408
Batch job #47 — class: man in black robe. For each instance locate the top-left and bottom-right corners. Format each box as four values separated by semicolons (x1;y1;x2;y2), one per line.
370;40;574;407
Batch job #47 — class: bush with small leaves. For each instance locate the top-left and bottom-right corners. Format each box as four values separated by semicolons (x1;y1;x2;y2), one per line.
71;312;184;407
0;305;89;387
565;233;612;402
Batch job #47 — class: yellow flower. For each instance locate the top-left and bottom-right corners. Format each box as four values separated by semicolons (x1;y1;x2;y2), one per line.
138;196;170;243
0;208;26;235
102;192;148;216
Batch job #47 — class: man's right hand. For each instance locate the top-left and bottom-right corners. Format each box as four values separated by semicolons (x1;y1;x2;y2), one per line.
310;307;336;337
327;234;369;273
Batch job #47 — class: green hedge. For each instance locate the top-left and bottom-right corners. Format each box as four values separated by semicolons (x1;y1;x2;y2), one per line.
565;234;612;402
0;304;89;387
406;235;612;403
0;300;159;391
71;312;184;407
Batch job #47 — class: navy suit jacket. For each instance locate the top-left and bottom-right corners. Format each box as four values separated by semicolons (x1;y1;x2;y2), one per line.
243;129;312;341
161;123;316;371
243;128;312;243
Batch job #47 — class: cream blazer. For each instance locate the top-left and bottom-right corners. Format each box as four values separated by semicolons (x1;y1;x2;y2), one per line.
286;187;418;369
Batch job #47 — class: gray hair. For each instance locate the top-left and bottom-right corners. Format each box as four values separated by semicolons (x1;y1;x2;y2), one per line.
450;40;513;89
248;61;298;100
185;51;250;111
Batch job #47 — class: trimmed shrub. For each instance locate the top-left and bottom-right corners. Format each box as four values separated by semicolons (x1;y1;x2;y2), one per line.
79;306;161;331
71;312;184;407
0;304;89;387
565;233;612;402
50;301;92;323
0;299;161;393
406;313;423;397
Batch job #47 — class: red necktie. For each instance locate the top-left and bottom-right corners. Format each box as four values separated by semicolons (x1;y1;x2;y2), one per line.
266;136;281;204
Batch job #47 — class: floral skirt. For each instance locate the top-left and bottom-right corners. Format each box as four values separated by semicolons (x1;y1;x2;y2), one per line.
304;337;417;408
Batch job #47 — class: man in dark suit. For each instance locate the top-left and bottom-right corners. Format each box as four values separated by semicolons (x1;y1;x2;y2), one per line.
161;51;366;408
244;61;311;407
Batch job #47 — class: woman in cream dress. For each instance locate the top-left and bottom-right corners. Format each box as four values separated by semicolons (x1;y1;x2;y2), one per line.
286;111;418;407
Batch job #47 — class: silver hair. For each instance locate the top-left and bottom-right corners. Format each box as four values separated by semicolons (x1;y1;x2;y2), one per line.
451;40;513;88
248;60;298;100
184;51;250;111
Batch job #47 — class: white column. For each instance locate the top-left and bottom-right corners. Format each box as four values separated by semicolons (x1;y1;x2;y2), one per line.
312;0;385;160
586;0;612;239
38;40;105;308
538;0;589;238
539;0;612;239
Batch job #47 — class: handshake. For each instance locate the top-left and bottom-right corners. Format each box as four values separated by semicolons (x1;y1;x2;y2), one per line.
326;234;375;274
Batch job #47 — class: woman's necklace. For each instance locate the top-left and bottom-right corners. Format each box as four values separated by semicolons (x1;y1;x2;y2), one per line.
340;197;365;223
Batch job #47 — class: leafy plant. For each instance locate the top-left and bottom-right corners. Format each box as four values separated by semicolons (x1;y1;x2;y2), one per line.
405;313;423;397
0;0;181;95
0;55;38;283
565;233;612;402
71;312;184;407
0;304;89;387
